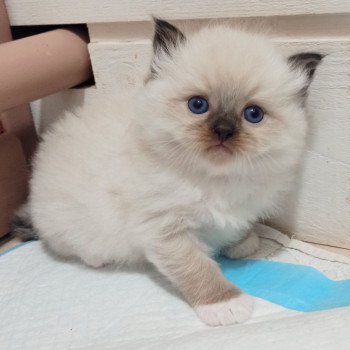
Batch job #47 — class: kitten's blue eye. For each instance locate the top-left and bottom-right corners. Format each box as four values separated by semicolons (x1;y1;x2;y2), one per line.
243;105;264;124
188;96;209;114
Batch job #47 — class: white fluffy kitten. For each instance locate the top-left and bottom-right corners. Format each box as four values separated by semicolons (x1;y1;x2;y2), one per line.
13;19;322;326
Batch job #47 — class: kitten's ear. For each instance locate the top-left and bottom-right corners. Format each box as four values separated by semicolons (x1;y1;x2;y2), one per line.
150;18;186;76
288;53;323;94
153;18;185;56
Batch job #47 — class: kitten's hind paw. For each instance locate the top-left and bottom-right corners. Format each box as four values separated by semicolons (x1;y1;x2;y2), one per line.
195;294;253;326
223;231;260;259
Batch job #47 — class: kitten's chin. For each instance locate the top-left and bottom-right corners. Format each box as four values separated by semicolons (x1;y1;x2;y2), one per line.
207;144;233;155
205;144;234;165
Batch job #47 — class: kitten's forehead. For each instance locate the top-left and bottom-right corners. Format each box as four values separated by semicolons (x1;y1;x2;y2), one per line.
176;26;288;99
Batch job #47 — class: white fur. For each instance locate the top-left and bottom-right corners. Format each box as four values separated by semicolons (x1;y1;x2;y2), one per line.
195;294;254;326
27;24;313;324
224;231;260;259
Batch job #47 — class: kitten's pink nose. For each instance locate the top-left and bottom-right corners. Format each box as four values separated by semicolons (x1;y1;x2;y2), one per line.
213;120;235;143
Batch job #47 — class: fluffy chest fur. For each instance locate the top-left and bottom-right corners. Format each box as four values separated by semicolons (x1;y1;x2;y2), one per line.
113;157;284;253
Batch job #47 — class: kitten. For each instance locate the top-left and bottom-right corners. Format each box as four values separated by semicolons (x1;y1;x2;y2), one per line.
12;19;322;326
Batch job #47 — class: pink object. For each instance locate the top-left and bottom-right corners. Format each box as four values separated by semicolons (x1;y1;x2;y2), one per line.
0;0;37;162
1;105;37;161
0;133;29;236
0;27;93;113
0;0;34;237
0;0;92;237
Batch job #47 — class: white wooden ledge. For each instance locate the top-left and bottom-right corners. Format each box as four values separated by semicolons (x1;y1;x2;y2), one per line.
5;0;350;25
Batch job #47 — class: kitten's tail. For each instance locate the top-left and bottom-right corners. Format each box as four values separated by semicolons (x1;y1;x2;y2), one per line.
10;203;39;241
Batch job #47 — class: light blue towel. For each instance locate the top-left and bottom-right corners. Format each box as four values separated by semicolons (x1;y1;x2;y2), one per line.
219;257;350;312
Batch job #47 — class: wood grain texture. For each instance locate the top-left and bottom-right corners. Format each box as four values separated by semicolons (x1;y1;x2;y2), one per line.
271;151;350;248
276;40;350;165
5;0;350;25
88;41;151;91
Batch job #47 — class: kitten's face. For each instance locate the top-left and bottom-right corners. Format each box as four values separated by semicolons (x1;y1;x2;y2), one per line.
138;20;322;177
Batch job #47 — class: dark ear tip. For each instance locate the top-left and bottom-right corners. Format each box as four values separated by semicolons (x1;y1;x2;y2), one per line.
152;16;161;24
152;16;170;28
308;52;325;62
151;16;185;54
288;52;324;80
288;52;325;93
306;53;324;60
289;52;324;63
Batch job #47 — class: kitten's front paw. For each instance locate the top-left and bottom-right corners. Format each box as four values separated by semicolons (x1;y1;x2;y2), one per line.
195;294;253;326
223;231;260;259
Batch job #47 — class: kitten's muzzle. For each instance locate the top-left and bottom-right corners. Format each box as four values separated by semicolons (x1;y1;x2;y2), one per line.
212;118;236;143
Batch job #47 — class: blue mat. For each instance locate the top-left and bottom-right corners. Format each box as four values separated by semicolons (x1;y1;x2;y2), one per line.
218;257;350;312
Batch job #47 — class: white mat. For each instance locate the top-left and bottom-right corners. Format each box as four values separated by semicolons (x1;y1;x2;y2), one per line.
1;225;350;350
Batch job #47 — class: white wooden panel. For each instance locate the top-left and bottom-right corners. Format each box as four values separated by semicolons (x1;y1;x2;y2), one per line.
271;151;350;248
276;40;350;165
5;0;350;25
277;40;350;90
88;41;151;92
89;14;350;42
307;87;350;165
